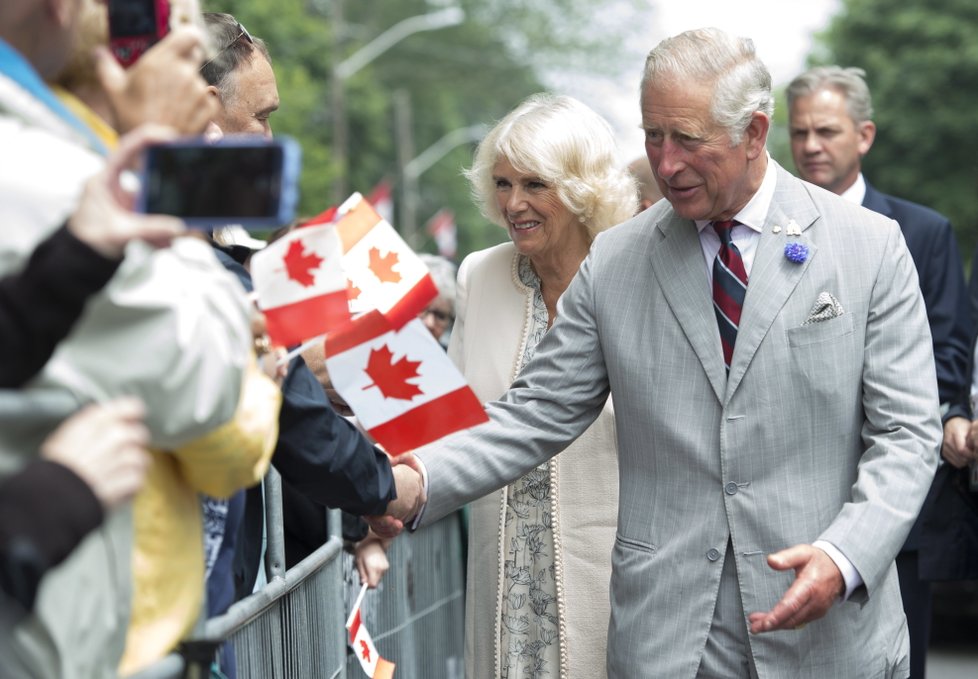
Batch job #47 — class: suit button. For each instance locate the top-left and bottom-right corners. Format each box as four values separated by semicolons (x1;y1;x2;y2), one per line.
706;548;721;561
724;482;738;495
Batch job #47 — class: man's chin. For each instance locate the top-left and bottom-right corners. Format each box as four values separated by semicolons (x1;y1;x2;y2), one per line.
667;200;709;222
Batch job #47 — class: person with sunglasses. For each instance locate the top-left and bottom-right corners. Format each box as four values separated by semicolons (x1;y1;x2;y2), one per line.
200;13;278;140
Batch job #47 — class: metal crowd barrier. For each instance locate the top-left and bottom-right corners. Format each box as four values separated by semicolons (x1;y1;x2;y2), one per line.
0;393;465;679
138;470;466;679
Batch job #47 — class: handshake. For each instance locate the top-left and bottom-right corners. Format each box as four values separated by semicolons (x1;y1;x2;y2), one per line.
367;454;427;538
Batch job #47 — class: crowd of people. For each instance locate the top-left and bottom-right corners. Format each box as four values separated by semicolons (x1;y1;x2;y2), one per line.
0;1;976;678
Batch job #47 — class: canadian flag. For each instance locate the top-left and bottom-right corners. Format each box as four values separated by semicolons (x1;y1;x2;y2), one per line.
335;193;438;328
425;208;457;259
367;179;394;226
325;312;488;454
346;585;395;679
250;223;350;346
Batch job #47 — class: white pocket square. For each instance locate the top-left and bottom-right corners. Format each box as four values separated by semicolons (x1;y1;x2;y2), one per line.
803;292;845;325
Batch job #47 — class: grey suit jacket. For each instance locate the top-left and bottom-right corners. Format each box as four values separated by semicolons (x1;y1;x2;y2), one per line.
417;163;941;678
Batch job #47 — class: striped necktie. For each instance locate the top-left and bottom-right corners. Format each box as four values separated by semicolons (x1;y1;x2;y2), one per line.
712;220;748;370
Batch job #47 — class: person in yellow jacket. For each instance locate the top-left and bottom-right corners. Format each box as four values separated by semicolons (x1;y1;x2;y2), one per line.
0;1;280;677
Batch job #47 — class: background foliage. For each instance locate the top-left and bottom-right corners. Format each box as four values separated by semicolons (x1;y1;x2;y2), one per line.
205;0;646;260
805;0;978;262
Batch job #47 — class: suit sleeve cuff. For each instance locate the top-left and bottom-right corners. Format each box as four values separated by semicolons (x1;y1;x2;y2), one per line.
408;457;430;532
813;539;862;601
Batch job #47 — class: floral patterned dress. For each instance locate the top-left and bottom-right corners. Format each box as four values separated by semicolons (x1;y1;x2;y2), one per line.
499;256;560;679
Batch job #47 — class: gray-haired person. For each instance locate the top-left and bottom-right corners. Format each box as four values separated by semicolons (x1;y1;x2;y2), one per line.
376;28;940;679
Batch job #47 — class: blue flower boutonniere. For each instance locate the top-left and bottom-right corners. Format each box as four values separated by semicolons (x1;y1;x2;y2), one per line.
784;242;809;264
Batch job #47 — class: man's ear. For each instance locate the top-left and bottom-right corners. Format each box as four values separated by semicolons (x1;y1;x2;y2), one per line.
204;85;225;133
856;120;876;157
744;111;770;161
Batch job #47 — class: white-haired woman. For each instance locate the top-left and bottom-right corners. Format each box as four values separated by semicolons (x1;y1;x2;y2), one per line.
451;93;637;679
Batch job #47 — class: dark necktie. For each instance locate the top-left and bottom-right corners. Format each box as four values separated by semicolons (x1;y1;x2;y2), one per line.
712;220;748;370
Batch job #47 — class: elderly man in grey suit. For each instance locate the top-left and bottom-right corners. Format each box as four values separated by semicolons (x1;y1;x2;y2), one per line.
377;27;941;678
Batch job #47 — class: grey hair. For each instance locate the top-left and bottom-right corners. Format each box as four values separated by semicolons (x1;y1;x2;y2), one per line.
640;27;774;145
417;254;457;308
200;13;270;104
463;93;637;240
786;66;874;124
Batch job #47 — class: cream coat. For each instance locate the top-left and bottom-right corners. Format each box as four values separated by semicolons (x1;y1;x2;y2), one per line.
449;243;619;679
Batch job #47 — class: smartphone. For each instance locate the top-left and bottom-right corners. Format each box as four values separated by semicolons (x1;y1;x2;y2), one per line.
108;0;170;67
138;137;302;229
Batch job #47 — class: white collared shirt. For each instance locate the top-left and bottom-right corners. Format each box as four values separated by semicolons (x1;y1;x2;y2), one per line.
839;173;867;206
694;154;778;281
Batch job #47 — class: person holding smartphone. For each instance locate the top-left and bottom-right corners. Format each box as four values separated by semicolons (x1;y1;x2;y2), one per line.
0;1;273;676
0;131;174;618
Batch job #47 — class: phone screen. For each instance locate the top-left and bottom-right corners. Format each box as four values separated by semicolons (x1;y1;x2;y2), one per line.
108;0;162;38
140;139;300;227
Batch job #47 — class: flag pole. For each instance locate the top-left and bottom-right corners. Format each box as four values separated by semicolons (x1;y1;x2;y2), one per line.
279;333;328;366
346;583;369;628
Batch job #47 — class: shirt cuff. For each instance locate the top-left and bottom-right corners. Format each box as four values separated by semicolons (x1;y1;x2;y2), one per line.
408;457;430;531
812;539;862;601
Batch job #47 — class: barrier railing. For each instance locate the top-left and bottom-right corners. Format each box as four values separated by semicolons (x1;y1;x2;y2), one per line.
184;467;466;678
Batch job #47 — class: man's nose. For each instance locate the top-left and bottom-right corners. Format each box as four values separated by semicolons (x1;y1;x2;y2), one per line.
655;140;684;180
803;132;821;154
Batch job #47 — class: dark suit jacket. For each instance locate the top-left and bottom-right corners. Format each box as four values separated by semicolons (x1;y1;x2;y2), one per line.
210;247;396;601
862;182;974;563
863;183;971;405
922;240;978;580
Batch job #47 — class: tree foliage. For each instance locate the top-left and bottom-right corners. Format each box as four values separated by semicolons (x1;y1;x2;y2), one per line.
203;0;643;259
812;0;978;259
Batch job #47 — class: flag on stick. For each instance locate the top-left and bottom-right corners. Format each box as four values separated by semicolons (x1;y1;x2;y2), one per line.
425;208;457;259
251;223;350;346
367;179;394;225
325;312;488;454
334;193;437;328
346;584;395;679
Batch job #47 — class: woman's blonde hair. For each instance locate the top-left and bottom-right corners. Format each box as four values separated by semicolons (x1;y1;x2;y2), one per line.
464;93;637;239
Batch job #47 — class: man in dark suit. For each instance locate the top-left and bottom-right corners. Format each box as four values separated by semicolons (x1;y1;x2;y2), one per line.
788;65;972;678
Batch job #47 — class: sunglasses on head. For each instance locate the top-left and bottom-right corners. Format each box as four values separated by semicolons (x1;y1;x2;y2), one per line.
201;20;254;70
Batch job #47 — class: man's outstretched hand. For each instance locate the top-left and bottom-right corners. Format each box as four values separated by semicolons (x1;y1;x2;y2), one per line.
366;453;426;539
747;544;845;634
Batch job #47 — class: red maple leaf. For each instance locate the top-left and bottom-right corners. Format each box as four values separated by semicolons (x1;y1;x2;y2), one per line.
282;240;323;287
368;247;402;284
347;278;362;301
359;639;371;662
362;345;423;401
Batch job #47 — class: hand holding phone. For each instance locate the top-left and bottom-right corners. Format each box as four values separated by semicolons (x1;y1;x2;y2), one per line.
108;0;171;67
137;136;301;229
97;24;217;135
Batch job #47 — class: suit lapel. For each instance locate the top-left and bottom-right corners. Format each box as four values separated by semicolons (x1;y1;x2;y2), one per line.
648;212;727;403
725;167;821;398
